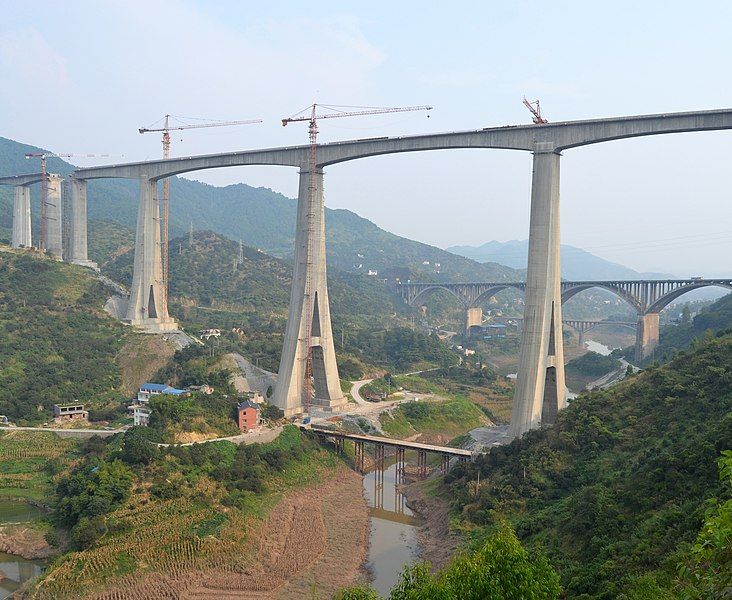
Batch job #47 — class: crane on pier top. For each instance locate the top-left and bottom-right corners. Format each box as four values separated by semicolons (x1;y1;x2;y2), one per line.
24;152;114;250
522;97;548;124
282;103;432;408
138;115;262;304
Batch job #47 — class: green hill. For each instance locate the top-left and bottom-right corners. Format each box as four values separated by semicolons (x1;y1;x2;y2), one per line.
0;136;517;283
649;292;732;363
444;331;732;598
0;250;129;423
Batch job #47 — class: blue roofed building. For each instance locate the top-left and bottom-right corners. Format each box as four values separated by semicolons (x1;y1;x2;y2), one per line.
129;383;188;426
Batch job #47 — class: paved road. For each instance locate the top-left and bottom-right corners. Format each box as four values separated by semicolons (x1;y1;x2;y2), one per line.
156;426;283;447
0;426;125;438
350;379;373;405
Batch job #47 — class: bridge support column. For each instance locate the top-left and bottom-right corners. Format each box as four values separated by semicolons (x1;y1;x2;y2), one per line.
465;306;483;336
466;306;482;336
511;149;566;438
273;167;345;417
417;450;427;478
354;440;364;473
67;179;97;269
44;175;64;258
635;313;660;362
125;178;177;332
12;186;31;248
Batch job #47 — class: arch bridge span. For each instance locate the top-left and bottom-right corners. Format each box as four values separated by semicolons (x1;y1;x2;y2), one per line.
398;279;732;362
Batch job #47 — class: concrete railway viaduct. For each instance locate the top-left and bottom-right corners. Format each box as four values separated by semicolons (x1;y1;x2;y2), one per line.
397;279;732;362
3;107;732;438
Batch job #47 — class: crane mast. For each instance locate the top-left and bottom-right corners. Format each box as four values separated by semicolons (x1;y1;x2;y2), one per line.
139;115;261;307
522;97;548;124
282;103;432;408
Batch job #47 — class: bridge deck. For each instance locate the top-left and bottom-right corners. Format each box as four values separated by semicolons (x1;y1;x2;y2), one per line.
305;425;474;457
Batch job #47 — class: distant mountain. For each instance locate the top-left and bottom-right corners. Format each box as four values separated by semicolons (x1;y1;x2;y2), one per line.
0;136;518;284
446;239;674;280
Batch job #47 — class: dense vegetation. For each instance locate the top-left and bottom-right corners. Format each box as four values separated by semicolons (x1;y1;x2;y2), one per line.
337;523;560;599
0;252;127;423
443;331;732;598
648;292;732;363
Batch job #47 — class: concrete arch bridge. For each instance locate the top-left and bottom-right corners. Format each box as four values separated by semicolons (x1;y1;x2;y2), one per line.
397;279;732;361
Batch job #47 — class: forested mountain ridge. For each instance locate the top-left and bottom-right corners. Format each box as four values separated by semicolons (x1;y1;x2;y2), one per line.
0;135;516;283
445;331;732;598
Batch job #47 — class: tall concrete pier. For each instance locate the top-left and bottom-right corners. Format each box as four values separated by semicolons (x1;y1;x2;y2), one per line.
466;307;483;334
273;168;346;416
44;174;64;258
67;178;97;268
125;178;177;332
12;185;32;247
510;150;565;437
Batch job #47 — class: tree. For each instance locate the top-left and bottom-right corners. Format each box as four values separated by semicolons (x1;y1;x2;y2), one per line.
681;304;691;326
120;427;159;465
678;450;732;599
338;524;560;600
70;516;107;550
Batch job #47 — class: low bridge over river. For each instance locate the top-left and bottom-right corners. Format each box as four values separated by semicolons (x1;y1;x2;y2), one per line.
304;425;473;477
397;279;732;361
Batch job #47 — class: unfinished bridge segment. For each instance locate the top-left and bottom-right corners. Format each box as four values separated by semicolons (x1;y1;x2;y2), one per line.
70;107;732;433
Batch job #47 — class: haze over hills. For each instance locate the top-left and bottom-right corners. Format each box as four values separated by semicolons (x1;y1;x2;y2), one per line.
0;136;516;284
447;239;676;280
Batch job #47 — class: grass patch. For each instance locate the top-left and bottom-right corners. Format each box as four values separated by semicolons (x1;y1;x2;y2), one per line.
380;395;487;439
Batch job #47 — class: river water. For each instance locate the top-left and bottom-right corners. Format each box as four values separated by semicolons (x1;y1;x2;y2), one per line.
0;501;47;600
362;460;421;596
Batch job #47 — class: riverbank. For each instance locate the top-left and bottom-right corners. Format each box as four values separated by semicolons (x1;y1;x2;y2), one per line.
0;524;54;560
402;478;461;571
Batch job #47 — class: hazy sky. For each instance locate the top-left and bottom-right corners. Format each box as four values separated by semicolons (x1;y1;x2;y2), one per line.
2;1;731;275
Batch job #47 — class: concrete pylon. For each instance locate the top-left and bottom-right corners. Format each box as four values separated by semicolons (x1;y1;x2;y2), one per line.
125;177;177;332
273;167;346;417
466;307;483;336
635;313;660;362
12;186;31;248
44;174;63;258
67;178;97;269
510;149;566;438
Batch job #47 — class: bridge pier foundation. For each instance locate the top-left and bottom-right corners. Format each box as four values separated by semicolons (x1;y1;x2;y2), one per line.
125;178;177;333
511;150;566;438
66;178;97;269
635;312;660;362
466;306;482;336
417;450;427;478
354;440;364;473
12;186;31;248
44;174;64;258
273;167;345;417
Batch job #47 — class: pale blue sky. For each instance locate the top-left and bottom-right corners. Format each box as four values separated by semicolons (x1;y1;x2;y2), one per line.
1;0;731;274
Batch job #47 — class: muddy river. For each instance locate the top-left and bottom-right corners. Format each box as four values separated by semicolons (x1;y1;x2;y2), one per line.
362;460;421;596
